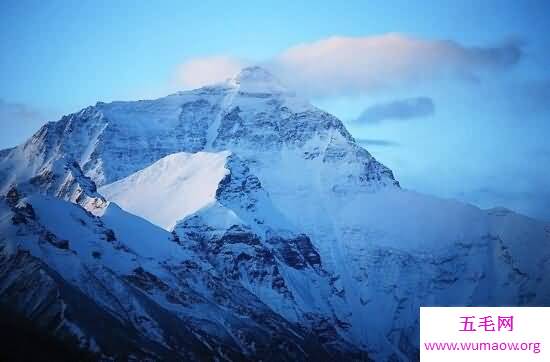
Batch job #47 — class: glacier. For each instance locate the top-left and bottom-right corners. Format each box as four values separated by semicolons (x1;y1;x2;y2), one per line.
0;66;549;361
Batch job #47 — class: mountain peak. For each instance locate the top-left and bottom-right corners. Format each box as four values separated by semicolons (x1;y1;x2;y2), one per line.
230;66;288;94
234;66;275;83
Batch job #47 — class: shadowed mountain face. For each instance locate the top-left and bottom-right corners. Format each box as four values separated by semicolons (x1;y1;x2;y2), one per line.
1;67;549;361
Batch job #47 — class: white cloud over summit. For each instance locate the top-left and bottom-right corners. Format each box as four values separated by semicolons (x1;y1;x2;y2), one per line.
174;55;244;89
174;34;522;97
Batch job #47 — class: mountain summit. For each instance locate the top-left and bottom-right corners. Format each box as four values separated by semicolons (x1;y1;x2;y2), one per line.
229;66;289;94
1;67;549;361
234;65;275;82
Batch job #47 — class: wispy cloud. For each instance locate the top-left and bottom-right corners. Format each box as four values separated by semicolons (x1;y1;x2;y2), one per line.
457;187;550;222
0;99;44;123
356;138;400;147
173;34;522;96
174;55;245;89
354;97;435;124
0;99;50;148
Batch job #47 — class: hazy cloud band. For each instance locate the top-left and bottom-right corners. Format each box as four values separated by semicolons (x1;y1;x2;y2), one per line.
355;97;435;124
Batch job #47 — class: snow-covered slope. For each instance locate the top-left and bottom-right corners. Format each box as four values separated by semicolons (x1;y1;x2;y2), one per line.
99;151;230;230
0;186;348;360
1;66;549;361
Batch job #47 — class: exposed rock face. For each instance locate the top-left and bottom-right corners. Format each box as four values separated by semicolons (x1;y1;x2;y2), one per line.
269;234;322;270
0;67;549;361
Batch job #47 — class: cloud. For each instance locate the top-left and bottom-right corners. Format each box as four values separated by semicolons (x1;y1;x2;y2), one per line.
0;99;49;148
272;34;521;96
458;187;550;222
173;34;522;97
0;99;44;123
355;97;435;124
356;138;400;147
174;55;245;89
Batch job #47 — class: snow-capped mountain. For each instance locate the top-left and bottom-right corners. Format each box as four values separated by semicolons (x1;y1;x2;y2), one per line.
1;66;549;361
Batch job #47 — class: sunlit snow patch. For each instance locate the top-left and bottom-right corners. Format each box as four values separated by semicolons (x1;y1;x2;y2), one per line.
99;151;230;230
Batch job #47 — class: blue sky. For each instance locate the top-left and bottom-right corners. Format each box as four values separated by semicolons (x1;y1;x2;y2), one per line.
1;0;549;220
